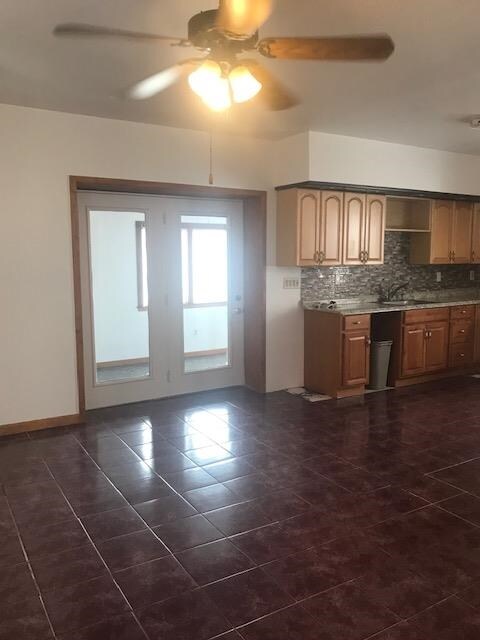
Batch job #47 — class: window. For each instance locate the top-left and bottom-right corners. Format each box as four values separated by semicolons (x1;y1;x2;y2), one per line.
135;221;148;310
181;217;228;307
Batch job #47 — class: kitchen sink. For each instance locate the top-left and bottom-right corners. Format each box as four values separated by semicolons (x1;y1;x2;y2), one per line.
380;299;431;306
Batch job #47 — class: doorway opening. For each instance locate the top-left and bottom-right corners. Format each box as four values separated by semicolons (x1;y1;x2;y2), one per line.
70;177;266;414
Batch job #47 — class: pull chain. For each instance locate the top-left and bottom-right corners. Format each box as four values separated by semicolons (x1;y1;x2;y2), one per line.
209;130;214;185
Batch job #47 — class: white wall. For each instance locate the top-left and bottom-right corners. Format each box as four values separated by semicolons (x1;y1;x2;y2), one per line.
308;131;480;193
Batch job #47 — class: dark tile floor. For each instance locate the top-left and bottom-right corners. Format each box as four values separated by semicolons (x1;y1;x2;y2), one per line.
5;377;480;638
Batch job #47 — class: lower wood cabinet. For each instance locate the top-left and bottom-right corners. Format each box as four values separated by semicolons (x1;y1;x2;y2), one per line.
304;311;370;398
342;331;370;386
306;304;480;398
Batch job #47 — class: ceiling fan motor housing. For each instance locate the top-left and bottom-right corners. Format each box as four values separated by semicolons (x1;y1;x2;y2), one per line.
188;10;258;52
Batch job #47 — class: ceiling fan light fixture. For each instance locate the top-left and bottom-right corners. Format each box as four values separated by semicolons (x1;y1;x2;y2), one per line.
229;65;262;103
188;60;232;111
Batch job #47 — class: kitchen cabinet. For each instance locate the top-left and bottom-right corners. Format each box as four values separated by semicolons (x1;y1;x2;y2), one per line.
276;188;383;267
400;308;449;377
474;305;480;363
343;193;386;265
402;325;427;377
343;330;370;386
304;311;370;398
471;205;480;264
276;189;343;266
425;322;449;371
452;202;474;263
410;200;474;264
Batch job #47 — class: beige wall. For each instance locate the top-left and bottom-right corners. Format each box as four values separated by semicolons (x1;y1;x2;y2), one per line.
3;103;480;425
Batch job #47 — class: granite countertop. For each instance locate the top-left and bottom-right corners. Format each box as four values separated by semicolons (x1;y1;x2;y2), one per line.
304;291;480;316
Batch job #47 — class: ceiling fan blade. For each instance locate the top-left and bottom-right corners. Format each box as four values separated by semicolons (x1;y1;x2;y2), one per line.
53;23;187;45
242;60;299;111
128;60;200;100
257;35;395;61
217;0;273;36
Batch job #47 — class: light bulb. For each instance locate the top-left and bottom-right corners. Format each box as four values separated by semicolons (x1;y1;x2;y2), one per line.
188;61;232;111
229;65;262;103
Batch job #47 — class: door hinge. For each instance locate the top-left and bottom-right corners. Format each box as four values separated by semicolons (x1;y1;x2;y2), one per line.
166;370;171;383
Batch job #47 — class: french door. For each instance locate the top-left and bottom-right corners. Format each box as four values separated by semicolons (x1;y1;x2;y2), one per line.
78;192;244;409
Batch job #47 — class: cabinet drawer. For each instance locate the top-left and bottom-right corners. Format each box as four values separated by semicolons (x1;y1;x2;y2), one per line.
449;343;473;368
450;319;474;344
344;315;370;332
451;305;475;320
404;307;449;324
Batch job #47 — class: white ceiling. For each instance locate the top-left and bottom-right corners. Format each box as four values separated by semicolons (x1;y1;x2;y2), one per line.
2;0;480;153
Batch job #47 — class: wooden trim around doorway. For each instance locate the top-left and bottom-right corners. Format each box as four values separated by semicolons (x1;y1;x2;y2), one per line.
70;176;267;414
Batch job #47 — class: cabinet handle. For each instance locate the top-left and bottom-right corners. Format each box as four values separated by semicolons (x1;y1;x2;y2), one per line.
353;321;361;325
460;329;465;334
314;250;319;263
452;251;456;263
472;251;476;263
366;338;372;346
460;353;465;358
359;250;365;263
318;251;325;264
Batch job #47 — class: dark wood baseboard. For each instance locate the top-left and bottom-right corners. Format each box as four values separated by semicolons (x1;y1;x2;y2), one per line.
0;413;84;437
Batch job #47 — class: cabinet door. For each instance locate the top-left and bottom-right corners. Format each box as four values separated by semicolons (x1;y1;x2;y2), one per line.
475;305;480;363
319;192;343;265
342;331;370;386
297;190;320;266
364;195;386;264
343;193;366;265
425;322;449;372
430;200;453;264
452;202;473;264
471;205;480;264
401;325;426;377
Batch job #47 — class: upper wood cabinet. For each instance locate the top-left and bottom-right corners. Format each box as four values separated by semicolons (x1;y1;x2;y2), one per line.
276;189;343;266
343;194;366;265
321;192;344;265
452;202;474;263
410;200;474;264
365;195;386;264
343;193;386;265
471;204;480;264
430;200;453;264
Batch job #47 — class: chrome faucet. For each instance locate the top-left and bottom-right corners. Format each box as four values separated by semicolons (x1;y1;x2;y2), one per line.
379;281;409;302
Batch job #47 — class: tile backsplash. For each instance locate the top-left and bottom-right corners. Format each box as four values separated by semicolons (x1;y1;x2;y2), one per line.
302;232;480;302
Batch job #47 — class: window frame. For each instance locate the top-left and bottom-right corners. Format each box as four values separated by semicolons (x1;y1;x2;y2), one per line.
135;220;148;311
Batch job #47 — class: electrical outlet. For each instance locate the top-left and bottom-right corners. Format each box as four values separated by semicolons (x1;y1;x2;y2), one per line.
470;270;476;281
283;277;300;290
436;272;442;282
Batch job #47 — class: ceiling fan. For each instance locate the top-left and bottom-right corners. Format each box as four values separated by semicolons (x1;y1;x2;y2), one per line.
54;0;394;112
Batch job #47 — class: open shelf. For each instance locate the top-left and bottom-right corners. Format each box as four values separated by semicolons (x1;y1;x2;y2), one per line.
386;196;431;233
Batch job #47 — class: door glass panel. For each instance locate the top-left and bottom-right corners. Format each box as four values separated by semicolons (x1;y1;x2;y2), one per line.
89;210;150;383
181;216;229;373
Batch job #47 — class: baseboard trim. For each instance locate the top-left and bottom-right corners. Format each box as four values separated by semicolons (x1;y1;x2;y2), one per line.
0;413;84;437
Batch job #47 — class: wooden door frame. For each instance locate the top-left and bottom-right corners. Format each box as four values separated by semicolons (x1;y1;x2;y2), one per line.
70;176;267;415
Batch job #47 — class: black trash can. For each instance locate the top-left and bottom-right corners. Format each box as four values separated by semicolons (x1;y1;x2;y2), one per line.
369;340;393;390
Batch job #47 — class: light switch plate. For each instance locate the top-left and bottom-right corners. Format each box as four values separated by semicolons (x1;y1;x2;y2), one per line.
283;277;300;290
